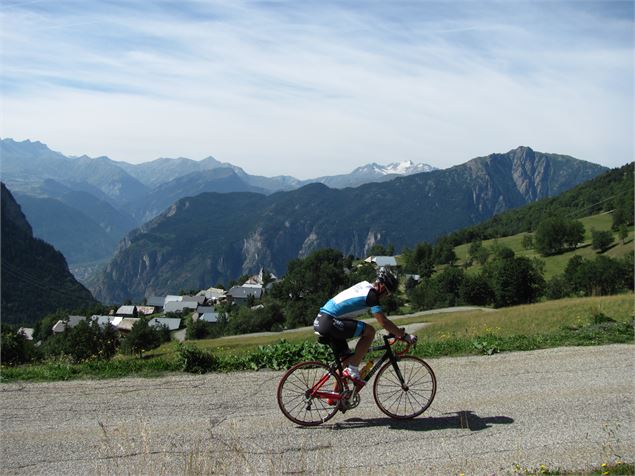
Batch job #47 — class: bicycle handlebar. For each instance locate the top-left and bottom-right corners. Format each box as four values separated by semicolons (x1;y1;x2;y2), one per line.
383;332;413;356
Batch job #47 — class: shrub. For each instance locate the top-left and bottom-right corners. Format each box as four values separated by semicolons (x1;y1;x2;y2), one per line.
176;344;218;374
545;274;572;300
0;326;39;365
248;339;333;370
186;319;212;340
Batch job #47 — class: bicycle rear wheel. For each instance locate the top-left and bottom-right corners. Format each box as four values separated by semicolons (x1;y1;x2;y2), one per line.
277;361;342;426
373;355;436;419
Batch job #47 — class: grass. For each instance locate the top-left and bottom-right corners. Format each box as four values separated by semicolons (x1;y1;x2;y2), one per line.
512;461;634;475
2;294;633;382
453;212;634;279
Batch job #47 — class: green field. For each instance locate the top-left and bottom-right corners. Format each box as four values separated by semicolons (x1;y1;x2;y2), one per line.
453;213;634;279
2;293;632;382
135;292;635;364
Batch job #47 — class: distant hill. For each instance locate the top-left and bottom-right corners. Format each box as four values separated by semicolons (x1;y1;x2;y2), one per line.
1;183;98;326
14;193;122;264
0;138;437;265
0;139;149;207
90;146;607;303
127;167;269;223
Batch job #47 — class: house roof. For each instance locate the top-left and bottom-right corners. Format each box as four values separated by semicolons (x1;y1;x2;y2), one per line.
227;286;263;299
18;327;34;340
52;315;87;333
116;305;137;316
165;295;183;303
148;317;181;331
198;287;226;300
181;295;205;304
116;318;139;331
199;312;219;323
90;315;118;327
146;296;166;307
164;301;197;313
196;306;215;314
365;256;398;267
136;306;155;315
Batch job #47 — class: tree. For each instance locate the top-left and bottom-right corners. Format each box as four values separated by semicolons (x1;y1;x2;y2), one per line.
186;319;211;340
482;254;545;308
563;220;585;250
368;244;387;256
402;243;435;277
459;274;494;306
521;234;534;250
434;266;465;307
565;254;631;296
121;318;162;358
269;248;348;328
433;237;457;265
618;224;628;245
1;325;38;365
534;216;584;256
591;229;614;253
39;319;120;362
545;274;572;300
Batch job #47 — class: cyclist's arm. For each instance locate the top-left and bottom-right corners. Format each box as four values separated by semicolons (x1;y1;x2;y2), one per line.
372;311;406;338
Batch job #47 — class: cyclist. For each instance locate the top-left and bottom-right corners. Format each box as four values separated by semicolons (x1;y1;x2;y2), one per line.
313;268;417;385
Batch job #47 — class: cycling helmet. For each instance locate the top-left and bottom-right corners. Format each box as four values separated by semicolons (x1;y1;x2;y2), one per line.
376;268;398;293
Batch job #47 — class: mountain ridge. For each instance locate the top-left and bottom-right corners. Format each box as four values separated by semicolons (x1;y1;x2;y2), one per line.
89;146;607;303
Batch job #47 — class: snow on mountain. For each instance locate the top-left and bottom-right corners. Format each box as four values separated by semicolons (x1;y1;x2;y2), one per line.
307;160;437;189
352;160;436;176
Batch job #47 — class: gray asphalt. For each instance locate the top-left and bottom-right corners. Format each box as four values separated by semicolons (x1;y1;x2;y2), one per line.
1;344;633;475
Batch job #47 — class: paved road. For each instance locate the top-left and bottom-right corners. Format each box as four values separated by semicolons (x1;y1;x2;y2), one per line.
1;344;633;475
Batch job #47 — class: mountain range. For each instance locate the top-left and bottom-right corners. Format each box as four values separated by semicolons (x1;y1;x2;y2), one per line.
88;146;607;303
0;138;437;264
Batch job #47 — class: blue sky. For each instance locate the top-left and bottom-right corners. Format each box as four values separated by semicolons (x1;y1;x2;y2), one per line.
1;0;632;179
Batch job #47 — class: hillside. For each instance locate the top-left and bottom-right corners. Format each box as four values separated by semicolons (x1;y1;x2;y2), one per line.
453;211;634;279
1;183;98;326
90;146;606;303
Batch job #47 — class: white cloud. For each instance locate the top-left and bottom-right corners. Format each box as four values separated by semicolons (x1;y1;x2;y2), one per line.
1;0;632;178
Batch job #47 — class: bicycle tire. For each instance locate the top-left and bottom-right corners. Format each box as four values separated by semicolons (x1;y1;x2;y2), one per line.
373;355;436;420
277;361;342;426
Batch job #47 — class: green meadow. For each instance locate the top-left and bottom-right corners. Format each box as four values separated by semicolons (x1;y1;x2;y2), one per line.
2;293;632;382
453;213;634;279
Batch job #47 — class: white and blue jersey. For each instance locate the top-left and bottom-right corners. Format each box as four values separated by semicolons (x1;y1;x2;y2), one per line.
320;281;382;318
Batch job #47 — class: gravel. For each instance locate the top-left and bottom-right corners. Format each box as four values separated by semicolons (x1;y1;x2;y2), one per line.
1;344;633;475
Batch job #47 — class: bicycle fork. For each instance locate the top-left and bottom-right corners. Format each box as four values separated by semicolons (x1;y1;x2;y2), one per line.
391;360;409;391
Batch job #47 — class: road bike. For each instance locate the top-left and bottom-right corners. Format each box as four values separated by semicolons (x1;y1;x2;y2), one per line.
277;333;437;426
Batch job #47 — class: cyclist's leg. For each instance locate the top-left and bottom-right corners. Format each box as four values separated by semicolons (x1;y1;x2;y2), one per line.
346;321;375;368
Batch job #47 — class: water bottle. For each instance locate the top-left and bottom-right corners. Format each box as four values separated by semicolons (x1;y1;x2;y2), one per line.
360;360;374;379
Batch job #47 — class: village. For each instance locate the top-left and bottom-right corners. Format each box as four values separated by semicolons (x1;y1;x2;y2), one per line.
16;269;274;342
17;256;403;343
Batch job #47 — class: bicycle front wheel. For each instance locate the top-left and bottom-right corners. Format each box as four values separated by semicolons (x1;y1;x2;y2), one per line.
373;355;436;419
277;361;342;426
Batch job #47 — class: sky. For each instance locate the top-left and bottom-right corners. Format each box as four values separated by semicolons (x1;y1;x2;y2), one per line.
1;0;633;180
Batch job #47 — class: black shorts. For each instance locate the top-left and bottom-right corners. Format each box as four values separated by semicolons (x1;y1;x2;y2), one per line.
313;313;366;355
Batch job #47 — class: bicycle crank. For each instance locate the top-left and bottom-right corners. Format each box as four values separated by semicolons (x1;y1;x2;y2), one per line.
338;389;361;411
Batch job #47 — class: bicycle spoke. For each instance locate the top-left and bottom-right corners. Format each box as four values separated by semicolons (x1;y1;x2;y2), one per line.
277;362;341;426
373;356;436;419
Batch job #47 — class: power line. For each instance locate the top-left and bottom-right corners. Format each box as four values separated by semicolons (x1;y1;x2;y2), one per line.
1;261;93;301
